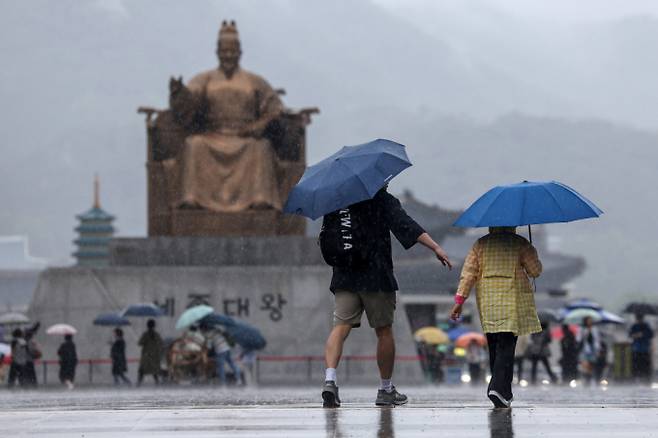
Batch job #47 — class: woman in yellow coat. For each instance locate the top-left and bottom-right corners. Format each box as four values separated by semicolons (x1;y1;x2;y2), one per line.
450;226;542;408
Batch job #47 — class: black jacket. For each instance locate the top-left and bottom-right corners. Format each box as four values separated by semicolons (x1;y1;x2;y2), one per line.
111;339;127;374
329;189;425;293
57;340;78;376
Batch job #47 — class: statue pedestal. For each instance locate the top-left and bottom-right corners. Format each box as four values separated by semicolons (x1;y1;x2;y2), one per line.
168;210;305;236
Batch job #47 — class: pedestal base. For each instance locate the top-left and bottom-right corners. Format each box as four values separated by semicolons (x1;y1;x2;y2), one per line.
154;209;306;237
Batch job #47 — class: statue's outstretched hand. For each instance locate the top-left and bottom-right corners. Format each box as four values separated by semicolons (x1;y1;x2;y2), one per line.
238;121;266;138
169;76;185;96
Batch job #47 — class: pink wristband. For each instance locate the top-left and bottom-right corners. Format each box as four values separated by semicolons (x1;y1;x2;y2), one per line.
454;294;465;305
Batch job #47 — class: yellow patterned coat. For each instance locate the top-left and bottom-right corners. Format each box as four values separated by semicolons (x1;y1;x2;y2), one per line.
457;228;543;336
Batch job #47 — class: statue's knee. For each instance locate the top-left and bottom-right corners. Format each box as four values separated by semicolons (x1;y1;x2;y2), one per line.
184;136;204;153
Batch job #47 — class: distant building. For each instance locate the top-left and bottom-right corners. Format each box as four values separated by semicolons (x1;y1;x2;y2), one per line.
73;176;115;267
0;236;46;313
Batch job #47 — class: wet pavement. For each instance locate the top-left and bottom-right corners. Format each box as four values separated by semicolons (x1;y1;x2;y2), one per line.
1;384;657;437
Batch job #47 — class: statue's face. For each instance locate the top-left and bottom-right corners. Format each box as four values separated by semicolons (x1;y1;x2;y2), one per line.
217;40;241;77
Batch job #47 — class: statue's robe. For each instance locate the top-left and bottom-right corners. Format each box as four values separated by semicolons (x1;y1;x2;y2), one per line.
166;68;283;212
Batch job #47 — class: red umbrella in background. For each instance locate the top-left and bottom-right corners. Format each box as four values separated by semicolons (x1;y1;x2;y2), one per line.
551;324;579;341
455;332;487;348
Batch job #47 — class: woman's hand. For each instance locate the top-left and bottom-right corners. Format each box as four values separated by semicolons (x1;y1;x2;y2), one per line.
450;303;463;321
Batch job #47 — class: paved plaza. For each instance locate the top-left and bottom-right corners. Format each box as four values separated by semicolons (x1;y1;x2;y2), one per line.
1;384;657;437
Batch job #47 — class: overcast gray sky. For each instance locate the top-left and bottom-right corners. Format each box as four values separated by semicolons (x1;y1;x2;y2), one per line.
2;0;657;309
375;0;658;22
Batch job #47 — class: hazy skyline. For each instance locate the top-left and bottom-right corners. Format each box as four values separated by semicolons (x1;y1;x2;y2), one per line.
1;0;657;310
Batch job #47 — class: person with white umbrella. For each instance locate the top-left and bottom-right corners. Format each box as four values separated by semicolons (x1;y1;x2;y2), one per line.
57;334;78;389
48;324;79;390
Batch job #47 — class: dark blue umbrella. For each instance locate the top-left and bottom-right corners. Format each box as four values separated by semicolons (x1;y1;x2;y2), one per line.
224;323;267;350
93;312;131;326
201;313;266;350
122;303;165;318
453;181;602;228
284;138;412;219
200;312;236;327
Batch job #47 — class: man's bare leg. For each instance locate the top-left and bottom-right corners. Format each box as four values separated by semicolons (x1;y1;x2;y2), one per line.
325;324;352;369
374;325;408;406
375;325;395;379
322;324;351;408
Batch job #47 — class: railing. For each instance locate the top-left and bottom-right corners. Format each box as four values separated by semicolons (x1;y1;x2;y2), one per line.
30;355;428;386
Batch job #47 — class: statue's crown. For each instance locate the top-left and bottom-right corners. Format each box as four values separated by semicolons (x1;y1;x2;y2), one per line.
219;20;239;41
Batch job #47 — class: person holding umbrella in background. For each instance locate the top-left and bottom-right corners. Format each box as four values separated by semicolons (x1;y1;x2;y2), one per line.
578;316;600;385
200;321;241;386
559;324;579;383
527;322;557;384
629;313;654;383
57;334;78;390
137;319;163;386
8;328;28;388
111;328;131;386
450;180;603;407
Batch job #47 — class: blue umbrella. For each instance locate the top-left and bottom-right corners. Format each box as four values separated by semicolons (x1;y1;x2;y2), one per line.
453;181;602;228
122;303;165;318
566;298;602;311
284;138;412;219
93;312;130;326
598;310;625;325
201;313;266;350
224;322;267;350
447;326;472;342
200;312;236;327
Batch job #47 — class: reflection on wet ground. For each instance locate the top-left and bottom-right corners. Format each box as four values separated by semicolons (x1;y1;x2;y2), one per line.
1;385;656;437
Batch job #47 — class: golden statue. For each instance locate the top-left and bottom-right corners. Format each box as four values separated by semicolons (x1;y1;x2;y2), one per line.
139;21;317;236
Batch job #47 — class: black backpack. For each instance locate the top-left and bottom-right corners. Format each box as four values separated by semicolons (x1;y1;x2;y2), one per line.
319;205;370;267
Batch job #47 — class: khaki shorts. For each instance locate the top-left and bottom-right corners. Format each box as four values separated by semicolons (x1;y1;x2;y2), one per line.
333;290;396;329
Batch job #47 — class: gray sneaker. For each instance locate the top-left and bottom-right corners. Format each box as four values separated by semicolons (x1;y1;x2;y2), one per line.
322;381;341;408
375;386;408;406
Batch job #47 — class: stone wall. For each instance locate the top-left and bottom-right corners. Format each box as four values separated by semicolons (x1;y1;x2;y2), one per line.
28;265;424;385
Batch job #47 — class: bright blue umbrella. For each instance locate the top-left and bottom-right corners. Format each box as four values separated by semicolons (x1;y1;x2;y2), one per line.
284;138;412;219
93;312;130;326
453;181;602;228
122;303;165;318
447;326;472;342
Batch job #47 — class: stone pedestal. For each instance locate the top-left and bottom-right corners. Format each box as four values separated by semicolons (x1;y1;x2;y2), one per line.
169;210;305;237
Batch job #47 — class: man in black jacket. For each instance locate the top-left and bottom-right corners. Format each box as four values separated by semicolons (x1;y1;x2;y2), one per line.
321;187;452;407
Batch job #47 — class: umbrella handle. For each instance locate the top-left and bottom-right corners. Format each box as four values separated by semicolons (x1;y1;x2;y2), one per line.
528;224;532;244
528;224;537;293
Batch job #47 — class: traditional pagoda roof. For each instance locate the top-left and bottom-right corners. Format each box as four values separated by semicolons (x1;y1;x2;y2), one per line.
73;175;115;267
76;206;115;222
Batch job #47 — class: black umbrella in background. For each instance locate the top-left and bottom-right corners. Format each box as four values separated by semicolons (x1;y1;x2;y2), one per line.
537;310;559;324
623;303;658;316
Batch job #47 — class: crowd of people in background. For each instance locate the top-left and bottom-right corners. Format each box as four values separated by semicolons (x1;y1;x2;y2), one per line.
2;318;253;389
491;313;653;386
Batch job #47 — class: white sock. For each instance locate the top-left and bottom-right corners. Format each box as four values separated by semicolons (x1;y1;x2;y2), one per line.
380;379;393;392
325;368;337;382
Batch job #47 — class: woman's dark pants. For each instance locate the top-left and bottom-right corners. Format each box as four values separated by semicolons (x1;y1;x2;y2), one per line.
486;332;518;401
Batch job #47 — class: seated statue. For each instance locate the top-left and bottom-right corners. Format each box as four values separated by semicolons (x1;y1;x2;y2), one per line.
139;20;317;236
169;21;284;211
